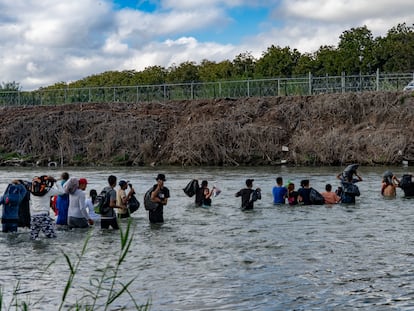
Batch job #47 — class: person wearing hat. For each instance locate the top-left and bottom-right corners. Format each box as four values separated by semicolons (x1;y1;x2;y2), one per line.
116;180;135;219
149;174;170;224
235;179;261;210
68;178;94;229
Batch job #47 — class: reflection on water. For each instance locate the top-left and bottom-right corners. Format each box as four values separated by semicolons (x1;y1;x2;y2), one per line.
0;166;414;310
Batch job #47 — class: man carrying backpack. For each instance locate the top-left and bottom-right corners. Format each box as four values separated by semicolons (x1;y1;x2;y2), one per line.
100;175;120;230
0;180;27;233
149;174;170;224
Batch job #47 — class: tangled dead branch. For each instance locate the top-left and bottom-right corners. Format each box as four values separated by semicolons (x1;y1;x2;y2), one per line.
0;92;413;166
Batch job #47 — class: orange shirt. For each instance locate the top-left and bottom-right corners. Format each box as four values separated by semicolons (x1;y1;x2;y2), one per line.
322;191;341;204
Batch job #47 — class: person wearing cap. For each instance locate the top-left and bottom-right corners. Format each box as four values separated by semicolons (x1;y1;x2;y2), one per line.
149;174;170;223
67;178;94;229
235;179;261;210
116;180;135;219
272;176;287;205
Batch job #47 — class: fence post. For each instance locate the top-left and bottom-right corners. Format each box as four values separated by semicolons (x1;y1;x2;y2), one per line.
308;72;312;95
163;84;167;101
341;72;345;93
247;79;250;97
277;79;280;96
376;68;380;91
136;86;139;103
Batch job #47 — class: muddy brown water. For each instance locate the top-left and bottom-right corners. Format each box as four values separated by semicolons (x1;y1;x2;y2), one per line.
0;166;413;310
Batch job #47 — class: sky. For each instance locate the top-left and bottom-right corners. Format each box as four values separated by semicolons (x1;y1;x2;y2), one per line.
0;0;413;90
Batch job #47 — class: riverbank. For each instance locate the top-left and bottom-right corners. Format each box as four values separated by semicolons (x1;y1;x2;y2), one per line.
0;91;413;167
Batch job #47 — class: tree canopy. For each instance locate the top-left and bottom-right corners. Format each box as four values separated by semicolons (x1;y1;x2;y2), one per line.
4;23;414;91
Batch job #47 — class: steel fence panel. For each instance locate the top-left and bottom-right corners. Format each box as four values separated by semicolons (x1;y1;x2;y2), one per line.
1;72;413;106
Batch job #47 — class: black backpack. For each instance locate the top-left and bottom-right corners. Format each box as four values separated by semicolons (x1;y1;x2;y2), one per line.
144;188;158;211
249;189;261;203
127;194;140;214
183;179;199;197
309;188;325;205
94;189;111;214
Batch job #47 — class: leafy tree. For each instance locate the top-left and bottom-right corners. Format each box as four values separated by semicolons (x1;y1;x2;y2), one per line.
255;45;300;78
376;23;414;72
338;26;375;74
312;45;342;75
232;52;256;78
293;52;316;75
167;61;200;83
135;66;167;85
198;59;234;81
0;81;20;91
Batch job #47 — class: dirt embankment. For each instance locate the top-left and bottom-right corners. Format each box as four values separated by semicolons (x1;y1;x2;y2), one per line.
0;92;413;167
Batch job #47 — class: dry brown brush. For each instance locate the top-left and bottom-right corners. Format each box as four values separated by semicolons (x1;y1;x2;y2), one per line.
0;91;413;166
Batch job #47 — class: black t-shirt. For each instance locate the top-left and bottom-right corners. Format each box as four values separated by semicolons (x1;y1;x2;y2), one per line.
149;185;170;223
235;188;254;210
298;187;312;205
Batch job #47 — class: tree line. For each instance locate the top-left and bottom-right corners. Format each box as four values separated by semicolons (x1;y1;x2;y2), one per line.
2;23;414;92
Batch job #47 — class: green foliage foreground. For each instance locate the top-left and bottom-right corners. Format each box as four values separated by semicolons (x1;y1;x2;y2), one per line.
0;221;150;311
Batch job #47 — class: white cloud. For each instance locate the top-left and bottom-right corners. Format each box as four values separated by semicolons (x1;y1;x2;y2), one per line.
0;0;412;90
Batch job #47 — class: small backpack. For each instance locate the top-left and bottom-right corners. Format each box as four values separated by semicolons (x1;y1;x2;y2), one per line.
144;188;158;211
127;194;140;214
249;189;261;203
94;189;111;214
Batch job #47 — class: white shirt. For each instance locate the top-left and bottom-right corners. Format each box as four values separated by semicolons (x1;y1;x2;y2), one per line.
68;189;89;220
31;182;65;215
85;196;100;221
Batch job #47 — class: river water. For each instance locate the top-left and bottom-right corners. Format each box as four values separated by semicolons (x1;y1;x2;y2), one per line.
0;165;413;310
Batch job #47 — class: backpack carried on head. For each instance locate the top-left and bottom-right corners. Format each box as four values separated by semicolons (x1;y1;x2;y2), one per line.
309;188;325;205
2;184;26;207
63;177;79;194
144;187;158;211
127;194;140;214
342;164;359;181
383;171;393;185
1;183;27;223
30;175;53;196
94;189;111;214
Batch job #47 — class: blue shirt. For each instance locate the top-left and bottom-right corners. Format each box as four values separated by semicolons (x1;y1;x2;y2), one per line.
272;186;287;204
